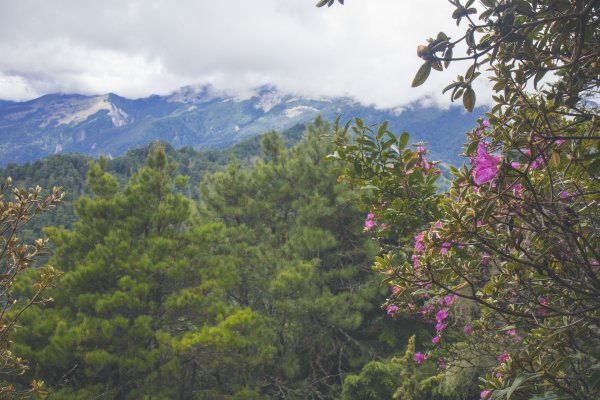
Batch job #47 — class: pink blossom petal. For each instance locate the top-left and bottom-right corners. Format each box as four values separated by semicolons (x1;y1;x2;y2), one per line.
414;352;425;364
473;143;501;185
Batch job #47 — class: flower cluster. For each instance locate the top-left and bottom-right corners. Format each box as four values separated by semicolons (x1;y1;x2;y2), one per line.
363;213;376;232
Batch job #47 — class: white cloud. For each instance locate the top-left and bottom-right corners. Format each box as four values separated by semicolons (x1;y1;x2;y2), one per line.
0;0;493;108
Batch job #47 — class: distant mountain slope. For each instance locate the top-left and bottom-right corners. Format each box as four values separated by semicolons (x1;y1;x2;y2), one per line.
0;99;13;109
0;124;306;243
0;84;485;166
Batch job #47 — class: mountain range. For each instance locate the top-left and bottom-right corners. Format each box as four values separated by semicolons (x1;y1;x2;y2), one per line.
0;84;485;167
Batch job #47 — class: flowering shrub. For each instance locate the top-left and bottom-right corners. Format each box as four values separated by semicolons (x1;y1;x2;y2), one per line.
324;0;600;397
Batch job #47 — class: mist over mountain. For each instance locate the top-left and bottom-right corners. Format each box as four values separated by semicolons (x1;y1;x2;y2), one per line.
0;84;484;167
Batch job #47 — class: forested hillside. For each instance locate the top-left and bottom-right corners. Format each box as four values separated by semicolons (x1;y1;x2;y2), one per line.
7;120;461;399
0;124;306;243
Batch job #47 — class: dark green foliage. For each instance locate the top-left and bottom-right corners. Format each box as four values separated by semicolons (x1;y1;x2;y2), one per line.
197;118;412;398
12;120;427;399
0;124;306;245
13;146;205;398
342;336;452;400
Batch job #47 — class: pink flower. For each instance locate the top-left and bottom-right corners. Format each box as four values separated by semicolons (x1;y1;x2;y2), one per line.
414;233;425;253
421;304;434;316
444;294;457;306
392;286;400;294
364;219;376;231
367;213;375;220
438;357;446;369
512;183;522;198
440;242;452;254
498;351;510;363
463;325;472;335
539;296;548;306
386;304;399;316
559;191;570;199
436;309;449;323
432;336;440;344
414;352;425;364
411;254;420;269
473;143;501;185
530;156;544;169
511;161;521;169
554;139;565;145
506;329;516;336
435;323;447;332
480;389;491;399
482;119;490;128
434;221;443;228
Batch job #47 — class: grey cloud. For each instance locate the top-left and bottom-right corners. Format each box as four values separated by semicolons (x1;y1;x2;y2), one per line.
0;0;492;108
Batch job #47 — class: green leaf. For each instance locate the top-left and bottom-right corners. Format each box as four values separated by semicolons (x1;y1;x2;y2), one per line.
452;88;464;101
588;157;600;175
464;140;479;156
412;62;432;87
399;132;409;150
377;121;389;138
466;64;475;80
437;31;449;41
355;117;364;131
534;69;547;89
444;46;453;68
463;87;476;112
506;372;543;399
443;82;459;94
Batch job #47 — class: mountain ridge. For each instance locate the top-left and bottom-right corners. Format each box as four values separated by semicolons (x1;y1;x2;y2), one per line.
0;84;485;166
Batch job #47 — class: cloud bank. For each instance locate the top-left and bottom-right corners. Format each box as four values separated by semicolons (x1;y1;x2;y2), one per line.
0;0;493;108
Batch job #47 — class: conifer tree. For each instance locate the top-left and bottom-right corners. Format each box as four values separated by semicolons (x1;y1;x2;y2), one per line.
12;147;231;399
197;119;417;398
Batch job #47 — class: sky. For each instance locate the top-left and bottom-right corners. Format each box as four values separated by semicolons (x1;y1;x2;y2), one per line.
0;0;492;109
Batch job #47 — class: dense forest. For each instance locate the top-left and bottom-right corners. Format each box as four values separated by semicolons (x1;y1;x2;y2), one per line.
0;124;307;244
3;120;465;399
1;0;599;399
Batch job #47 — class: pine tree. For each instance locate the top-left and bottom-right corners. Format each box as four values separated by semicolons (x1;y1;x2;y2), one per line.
13;146;225;399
